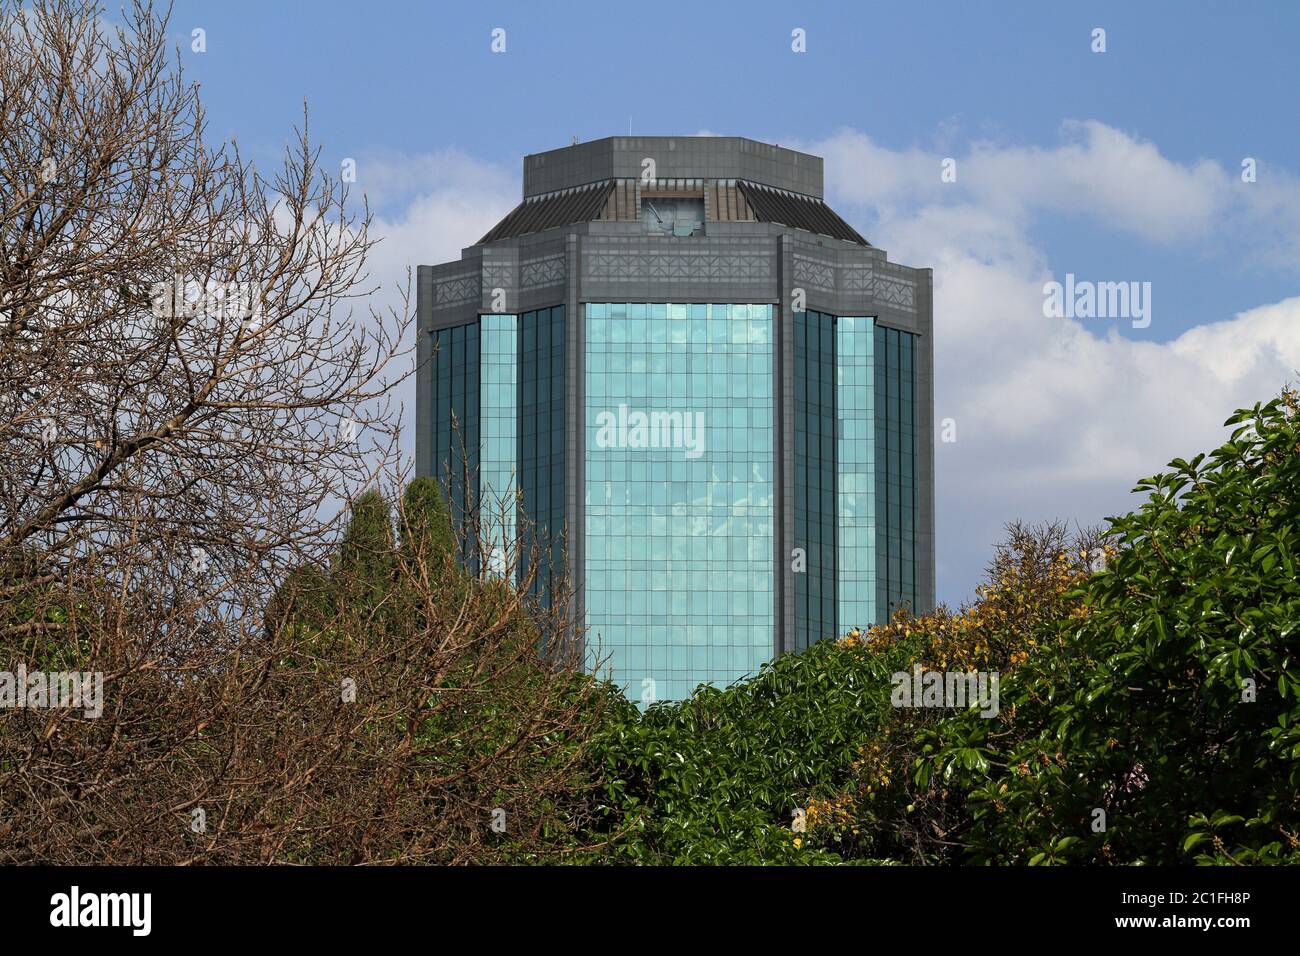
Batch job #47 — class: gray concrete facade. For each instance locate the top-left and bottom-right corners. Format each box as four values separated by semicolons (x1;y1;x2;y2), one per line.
416;135;935;659
523;136;824;198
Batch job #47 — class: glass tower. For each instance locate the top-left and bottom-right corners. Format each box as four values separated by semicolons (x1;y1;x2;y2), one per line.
418;136;934;703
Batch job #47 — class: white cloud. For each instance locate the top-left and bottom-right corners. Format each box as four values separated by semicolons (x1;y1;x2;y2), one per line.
811;125;1300;605
363;149;516;271
964;120;1229;244
815;121;1300;252
357;151;518;472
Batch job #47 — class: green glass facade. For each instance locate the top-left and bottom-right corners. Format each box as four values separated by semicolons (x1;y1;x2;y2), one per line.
429;322;480;564
584;303;774;702
875;324;918;619
518;306;566;601
793;309;837;650
430;309;563;594
427;307;919;701
793;311;877;647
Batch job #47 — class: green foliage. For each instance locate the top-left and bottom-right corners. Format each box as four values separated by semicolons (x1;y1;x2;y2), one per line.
264;561;333;638
0;545;97;671
258;480;609;863
918;394;1300;864
578;635;921;864
400;476;457;572
335;489;396;614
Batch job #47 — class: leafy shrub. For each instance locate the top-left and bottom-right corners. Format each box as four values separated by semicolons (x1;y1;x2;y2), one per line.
578;634;914;863
920;392;1300;864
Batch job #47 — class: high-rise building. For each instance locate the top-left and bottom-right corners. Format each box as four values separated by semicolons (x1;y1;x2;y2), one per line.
417;136;934;701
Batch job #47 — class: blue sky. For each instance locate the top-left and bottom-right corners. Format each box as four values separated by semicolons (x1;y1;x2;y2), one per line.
167;0;1300;606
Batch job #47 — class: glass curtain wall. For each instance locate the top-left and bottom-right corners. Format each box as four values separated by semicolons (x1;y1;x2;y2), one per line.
584;302;774;702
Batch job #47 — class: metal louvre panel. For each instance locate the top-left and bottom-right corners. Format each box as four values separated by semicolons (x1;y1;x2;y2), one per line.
736;180;869;246
479;181;615;243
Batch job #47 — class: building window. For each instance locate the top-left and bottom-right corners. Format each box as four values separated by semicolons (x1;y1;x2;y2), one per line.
794;311;877;644
584;302;773;702
430;321;480;564
836;316;875;634
518;305;566;603
480;314;518;578
793;309;837;650
429;311;557;590
875;324;918;621
639;195;705;237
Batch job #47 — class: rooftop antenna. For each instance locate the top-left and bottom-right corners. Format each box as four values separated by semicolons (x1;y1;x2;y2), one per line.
571;135;578;145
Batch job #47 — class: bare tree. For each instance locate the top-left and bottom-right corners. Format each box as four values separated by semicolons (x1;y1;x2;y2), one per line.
0;0;405;633
0;0;610;864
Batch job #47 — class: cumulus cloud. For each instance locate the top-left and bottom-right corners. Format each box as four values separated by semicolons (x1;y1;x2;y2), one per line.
814;121;1300;255
362;148;516;272
964;120;1229;243
811;125;1300;604
348;150;517;471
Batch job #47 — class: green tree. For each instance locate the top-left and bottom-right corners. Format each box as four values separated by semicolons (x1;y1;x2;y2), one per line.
335;489;396;618
920;392;1300;865
398;476;459;587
